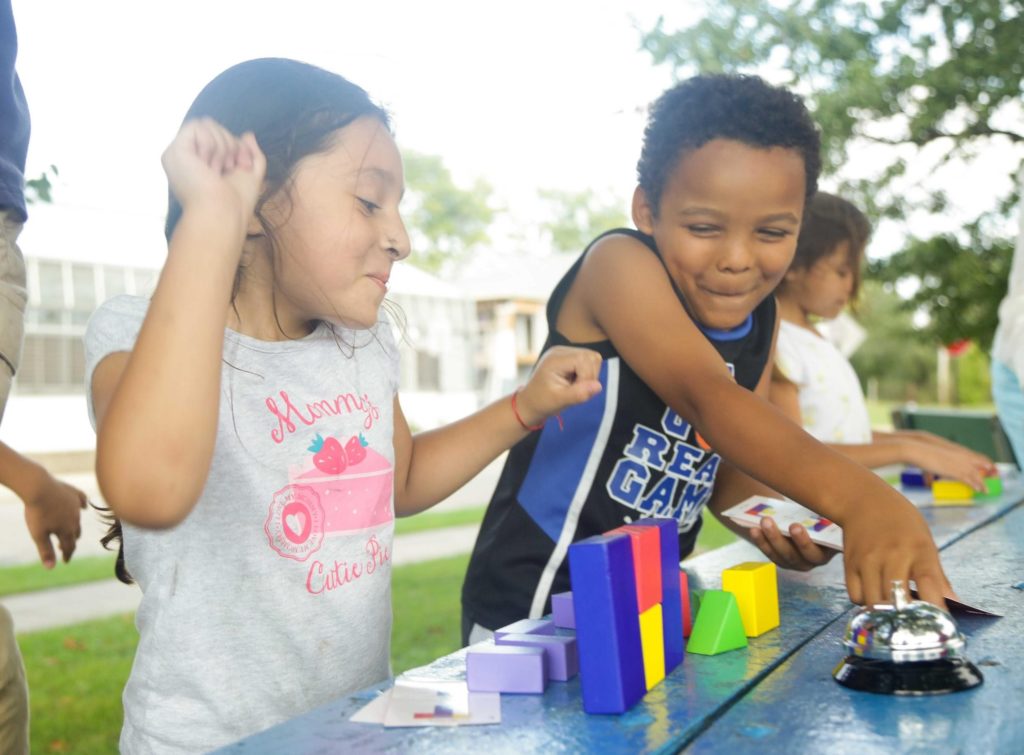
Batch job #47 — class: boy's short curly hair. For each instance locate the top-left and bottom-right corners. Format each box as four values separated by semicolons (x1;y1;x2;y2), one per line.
637;74;822;215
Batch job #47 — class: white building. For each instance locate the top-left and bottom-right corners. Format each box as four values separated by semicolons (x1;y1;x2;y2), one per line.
455;251;577;403
0;202;481;454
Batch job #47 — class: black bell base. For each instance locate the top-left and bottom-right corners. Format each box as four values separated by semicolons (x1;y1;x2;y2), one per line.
832;655;983;696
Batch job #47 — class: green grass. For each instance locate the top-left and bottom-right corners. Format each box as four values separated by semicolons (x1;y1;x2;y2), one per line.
0;555;118;598
0;508;485;599
394;505;485;536
20;613;136;754
391;553;470;674
694;511;737;552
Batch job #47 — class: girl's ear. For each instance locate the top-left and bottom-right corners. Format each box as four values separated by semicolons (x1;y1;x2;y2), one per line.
631;186;655;234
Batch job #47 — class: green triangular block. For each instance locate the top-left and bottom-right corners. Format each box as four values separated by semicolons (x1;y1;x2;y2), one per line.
686;590;749;655
691;589;705;618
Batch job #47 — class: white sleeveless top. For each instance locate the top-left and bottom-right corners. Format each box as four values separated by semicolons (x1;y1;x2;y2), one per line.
775;319;872;443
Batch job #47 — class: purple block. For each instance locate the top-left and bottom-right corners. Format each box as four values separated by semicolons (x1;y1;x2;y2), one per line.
551;591;576;629
630;517;685;673
495;632;579;681
465;643;547;694
494;617;555;638
568;532;646;714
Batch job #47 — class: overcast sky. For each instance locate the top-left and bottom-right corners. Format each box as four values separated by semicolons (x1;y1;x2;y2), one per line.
12;0;690;266
11;0;1020;270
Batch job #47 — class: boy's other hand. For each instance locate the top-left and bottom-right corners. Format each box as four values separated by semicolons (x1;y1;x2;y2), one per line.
748;517;838;571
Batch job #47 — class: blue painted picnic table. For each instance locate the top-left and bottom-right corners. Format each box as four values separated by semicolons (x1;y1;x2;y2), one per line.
220;479;1024;754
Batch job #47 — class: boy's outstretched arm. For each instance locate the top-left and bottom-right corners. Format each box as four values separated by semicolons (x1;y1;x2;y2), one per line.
576;235;952;609
392;346;602;516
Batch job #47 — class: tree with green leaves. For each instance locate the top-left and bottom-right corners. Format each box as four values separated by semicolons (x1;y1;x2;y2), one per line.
537;188;628;254
24;164;58;205
640;0;1024;350
401;151;495;274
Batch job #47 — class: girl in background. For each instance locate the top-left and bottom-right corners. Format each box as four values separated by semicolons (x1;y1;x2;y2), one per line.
770;191;993;488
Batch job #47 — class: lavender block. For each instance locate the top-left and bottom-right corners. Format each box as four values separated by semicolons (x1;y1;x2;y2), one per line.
496;632;579;681
494;617;555;638
465;643;547;694
551;591;576;629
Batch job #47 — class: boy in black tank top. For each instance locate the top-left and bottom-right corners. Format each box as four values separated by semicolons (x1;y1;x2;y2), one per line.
462;74;955;642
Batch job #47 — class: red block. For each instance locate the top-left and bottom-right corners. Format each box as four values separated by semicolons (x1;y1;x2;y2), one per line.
611;524;663;613
680;570;693;638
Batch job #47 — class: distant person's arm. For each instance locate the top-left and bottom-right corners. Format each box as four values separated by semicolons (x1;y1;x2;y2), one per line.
770;361;993;488
0;441;87;567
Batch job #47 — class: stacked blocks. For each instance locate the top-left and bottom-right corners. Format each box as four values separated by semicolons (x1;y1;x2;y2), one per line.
568;531;647;714
494;618;556;638
465;644;547;693
722;561;779;637
495;632;579;681
627;518;685;672
466;616;577;693
680;571;693;639
610;524;662;611
551;591;575;628
638;604;666;689
686;590;748;655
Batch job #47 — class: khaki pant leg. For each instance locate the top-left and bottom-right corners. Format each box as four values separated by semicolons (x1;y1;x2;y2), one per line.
0;209;28;422
0;604;29;755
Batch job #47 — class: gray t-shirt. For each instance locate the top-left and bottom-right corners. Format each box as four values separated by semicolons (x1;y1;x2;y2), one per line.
85;295;399;753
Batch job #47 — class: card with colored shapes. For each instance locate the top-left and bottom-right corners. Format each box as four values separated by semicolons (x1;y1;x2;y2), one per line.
720;495;844;551
350;680;501;727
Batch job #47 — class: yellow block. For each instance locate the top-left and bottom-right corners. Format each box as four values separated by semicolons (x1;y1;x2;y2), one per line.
722;561;779;637
638;604;666;690
932;480;975;504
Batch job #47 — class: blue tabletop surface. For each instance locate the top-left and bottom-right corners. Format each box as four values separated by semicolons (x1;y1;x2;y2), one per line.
686;498;1024;754
219;478;1024;754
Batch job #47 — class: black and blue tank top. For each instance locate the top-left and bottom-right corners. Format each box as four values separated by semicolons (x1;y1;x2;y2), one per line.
461;228;776;631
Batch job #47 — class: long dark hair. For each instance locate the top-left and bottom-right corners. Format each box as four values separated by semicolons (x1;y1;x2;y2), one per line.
101;58;391;583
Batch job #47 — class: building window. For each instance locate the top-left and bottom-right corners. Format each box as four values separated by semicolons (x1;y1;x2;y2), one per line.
416;350;441;391
104;268;127;299
17;334;84;392
515;313;534;355
36;261;64;307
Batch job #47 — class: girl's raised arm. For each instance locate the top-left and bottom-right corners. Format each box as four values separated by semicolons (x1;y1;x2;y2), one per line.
93;121;265;529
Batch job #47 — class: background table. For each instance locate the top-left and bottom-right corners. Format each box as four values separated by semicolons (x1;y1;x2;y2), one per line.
220;480;1024;754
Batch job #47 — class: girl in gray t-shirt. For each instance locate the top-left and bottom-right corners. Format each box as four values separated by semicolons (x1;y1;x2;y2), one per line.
86;58;602;754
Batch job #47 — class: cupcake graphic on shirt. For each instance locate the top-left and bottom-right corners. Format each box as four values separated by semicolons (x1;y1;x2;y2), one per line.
265;432;394;561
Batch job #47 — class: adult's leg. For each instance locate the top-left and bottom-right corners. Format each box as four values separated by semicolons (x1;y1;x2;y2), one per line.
0;605;29;755
0;209;27;422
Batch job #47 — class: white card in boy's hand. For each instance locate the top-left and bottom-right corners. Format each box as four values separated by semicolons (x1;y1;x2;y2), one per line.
721;495;844;551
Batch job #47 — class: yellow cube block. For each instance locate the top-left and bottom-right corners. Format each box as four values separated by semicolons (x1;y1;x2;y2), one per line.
638;604;665;690
722;561;779;637
932;480;974;504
